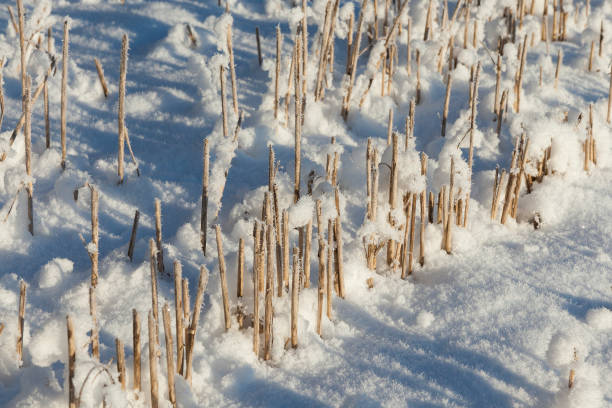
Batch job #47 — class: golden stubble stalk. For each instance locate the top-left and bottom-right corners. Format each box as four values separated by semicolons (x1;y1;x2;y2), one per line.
118;34;128;183
215;225;232;330
61;21;70;170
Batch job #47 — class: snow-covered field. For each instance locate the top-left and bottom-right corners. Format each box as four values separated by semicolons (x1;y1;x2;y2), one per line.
1;0;611;406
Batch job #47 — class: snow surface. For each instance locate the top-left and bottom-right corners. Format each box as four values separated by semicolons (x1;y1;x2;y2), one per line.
1;0;612;407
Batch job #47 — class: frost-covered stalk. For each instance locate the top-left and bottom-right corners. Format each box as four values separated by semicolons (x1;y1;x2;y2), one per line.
465;63;481;227
304;219;312;288
0;58;4;132
226;25;238;115
45;28;51;147
599;20;604;57
94;58;109;98
416;50;422;104
66;315;75;408
463;4;470;49
116;338;126;390
220;66;229;139
185;266;208;382
255;27;262;67
252;223;261;356
608;66;612;123
294;35;302;204
406;18;412;75
284;42;296;127
428;191;435;223
587;41;594;72
387;133;399;268
162;304;176;408
290;247;299;348
326;219;333;317
334;195;345;297
342;0;368;120
494;54;501;114
366;149;379;270
274;26;281;119
17;281;26;365
263;195;274;360
443;158;454;254
149;239;160;346
201;139;209;256
7;5;19;35
127;210;139;262
118;34;128;183
501;173;517;225
491;169;506;221
442;73;453;137
16;0;26;101
148;311;159;408
215;225;231;330
423;0;433;41
281;210;290;295
316;238;326;336
473;21;478;48
89;287;99;360
132;309;141;392
407;99;415;150
497;89;508;136
512;136;530;217
90;186;99;287
315;0;339;101
366;138;372;218
24;75;33;236
237;238;245;298
407;192;417;274
514;37;527;113
302;0;308;80
554;49;563;89
386;109;393;145
346;11;354;75
173;262;184;375
155;199;165;275
419;191;426;266
61;21;69;170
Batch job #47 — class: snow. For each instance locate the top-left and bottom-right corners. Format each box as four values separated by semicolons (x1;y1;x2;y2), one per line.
1;0;612;407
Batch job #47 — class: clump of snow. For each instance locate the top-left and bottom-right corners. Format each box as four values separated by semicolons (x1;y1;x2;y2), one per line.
288;195;314;229
416;311;434;328
37;258;73;289
585;308;612;330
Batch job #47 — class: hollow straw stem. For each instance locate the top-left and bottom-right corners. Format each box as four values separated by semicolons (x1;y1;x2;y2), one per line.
118;34;128;182
148;312;159;408
90;186;99;286
227;25;238;115
304;220;312;288
442;73;453;137
155;199;165;275
94;58;109;98
149;239;160;346
162;304;176;407
220;66;229;139
185;266;208;382
67;315;76;408
253;223;261;356
290;247;299;348
17;281;26;365
255;27;262;67
116;338;126;390
263;197;275;360
274;26;281;119
24;75;33;235
237;238;244;298
127;210;139;262
173;262;184;375
215;225;231;330
133;309;141;392
201;139;209;256
89;287;99;360
316;238;326;336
